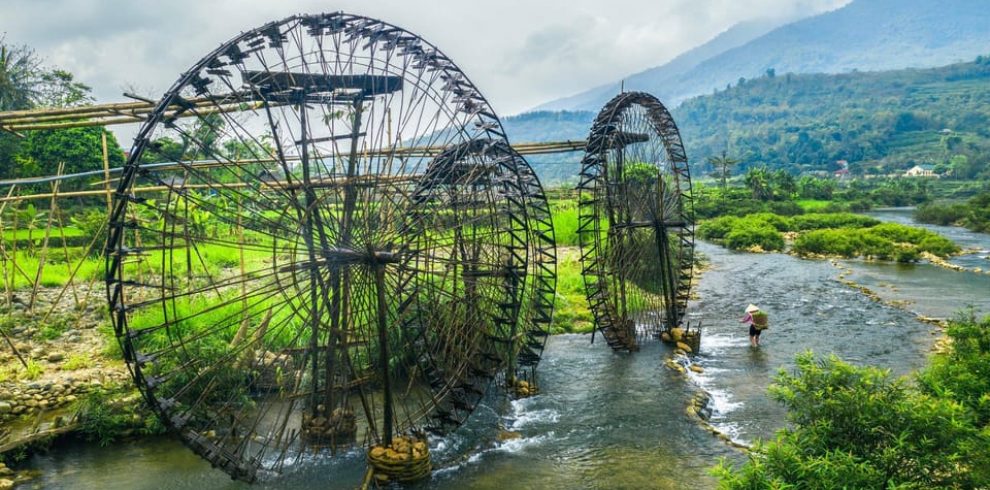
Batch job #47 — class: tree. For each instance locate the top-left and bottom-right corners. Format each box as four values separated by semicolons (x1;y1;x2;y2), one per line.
37;69;92;107
770;169;796;199
0;37;43;111
706;151;739;192
1;37;104;179
0;38;91;110
744;166;773;201
715;350;990;488
797;176;835;200
15;127;126;184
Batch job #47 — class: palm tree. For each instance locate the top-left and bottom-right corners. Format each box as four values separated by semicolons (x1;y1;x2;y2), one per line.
707;151;740;192
744;166;773;201
0;37;43;111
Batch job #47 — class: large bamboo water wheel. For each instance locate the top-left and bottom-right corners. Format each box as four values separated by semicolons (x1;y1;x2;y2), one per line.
105;12;554;483
577;92;695;352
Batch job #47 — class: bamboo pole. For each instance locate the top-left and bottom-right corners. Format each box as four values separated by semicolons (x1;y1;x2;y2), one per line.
102;132;111;215
2;101;268;132
28;163;63;311
53;208;81;308
41;219;107;324
0;94;240;121
0;186;16;308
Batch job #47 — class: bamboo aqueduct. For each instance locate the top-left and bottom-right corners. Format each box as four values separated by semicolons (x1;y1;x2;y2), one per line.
0;12;696;485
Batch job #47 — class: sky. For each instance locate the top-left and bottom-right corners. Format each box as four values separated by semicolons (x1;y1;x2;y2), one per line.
3;0;849;141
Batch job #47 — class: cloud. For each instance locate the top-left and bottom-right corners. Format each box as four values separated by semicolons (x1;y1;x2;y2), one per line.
1;0;849;144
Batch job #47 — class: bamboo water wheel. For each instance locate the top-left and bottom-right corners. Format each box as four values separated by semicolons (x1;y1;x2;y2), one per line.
105;12;554;482
577;92;695;352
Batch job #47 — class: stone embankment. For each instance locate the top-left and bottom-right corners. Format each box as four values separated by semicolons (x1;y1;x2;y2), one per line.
1;286;133;458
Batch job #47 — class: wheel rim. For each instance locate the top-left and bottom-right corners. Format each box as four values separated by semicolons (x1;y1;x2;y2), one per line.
105;12;548;481
577;92;695;352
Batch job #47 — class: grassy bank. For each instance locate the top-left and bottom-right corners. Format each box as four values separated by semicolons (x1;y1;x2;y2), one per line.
698;211;959;261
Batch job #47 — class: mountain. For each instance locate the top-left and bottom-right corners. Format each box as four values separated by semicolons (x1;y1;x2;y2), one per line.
534;0;990;113
532;17;787;112
674;56;990;178
506;56;990;185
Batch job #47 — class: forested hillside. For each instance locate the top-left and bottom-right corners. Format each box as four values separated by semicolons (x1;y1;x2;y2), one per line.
676;56;990;177
506;56;990;184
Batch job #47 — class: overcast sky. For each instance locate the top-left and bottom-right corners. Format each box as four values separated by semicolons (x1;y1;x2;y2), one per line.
4;0;848;139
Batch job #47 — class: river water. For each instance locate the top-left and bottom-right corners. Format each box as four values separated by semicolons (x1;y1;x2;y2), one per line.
21;213;990;489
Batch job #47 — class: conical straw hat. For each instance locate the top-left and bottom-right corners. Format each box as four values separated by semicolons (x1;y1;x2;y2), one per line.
745;304;760;313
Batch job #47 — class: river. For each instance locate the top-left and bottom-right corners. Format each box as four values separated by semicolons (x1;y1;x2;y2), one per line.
20;213;990;489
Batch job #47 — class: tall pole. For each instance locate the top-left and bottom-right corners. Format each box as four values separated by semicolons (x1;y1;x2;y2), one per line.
102;132;112;215
374;262;394;446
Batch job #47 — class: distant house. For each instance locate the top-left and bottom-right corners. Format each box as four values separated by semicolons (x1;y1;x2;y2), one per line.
834;168;850;179
904;164;937;177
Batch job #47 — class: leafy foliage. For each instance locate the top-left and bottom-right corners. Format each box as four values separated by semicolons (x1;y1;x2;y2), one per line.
917;312;990;429
714;348;990;489
793;223;958;260
915;191;990;233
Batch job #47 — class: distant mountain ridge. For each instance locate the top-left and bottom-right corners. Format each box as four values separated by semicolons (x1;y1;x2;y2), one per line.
532;17;787;112
534;0;990;112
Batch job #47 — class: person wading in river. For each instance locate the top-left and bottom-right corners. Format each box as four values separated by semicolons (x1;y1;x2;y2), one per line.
741;304;768;347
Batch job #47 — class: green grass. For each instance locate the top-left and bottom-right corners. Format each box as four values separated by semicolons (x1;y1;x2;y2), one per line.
795;199;833;212
19;359;44;380
37;316;73;341
61;353;94;371
549;248;593;334
2;226;85;241
551;200;580;247
0;248;103;290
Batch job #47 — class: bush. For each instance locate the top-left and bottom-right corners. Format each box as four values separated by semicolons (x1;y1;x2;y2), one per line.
793;229;860;257
869;223;959;257
918;313;990;428
61;353;93;370
724;222;784;251
698;216;739;240
915;202;968;226
768;200;803;216
70;209;109;256
714;351;990;489
790;212;879;231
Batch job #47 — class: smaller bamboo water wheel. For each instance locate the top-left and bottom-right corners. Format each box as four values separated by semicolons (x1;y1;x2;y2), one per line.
577;92;695;352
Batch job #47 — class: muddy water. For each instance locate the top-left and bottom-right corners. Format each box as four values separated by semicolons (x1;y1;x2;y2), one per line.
24;220;983;488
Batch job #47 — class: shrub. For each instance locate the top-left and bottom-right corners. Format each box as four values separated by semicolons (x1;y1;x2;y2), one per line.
768;200;803;216
713;351;990;489
790;213;879;231
918;313;990;428
868;223;959;257
793;229;861;257
698;216;739;240
70;209;109;256
745;213;792;232
915;202;967;226
724;222;784;251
